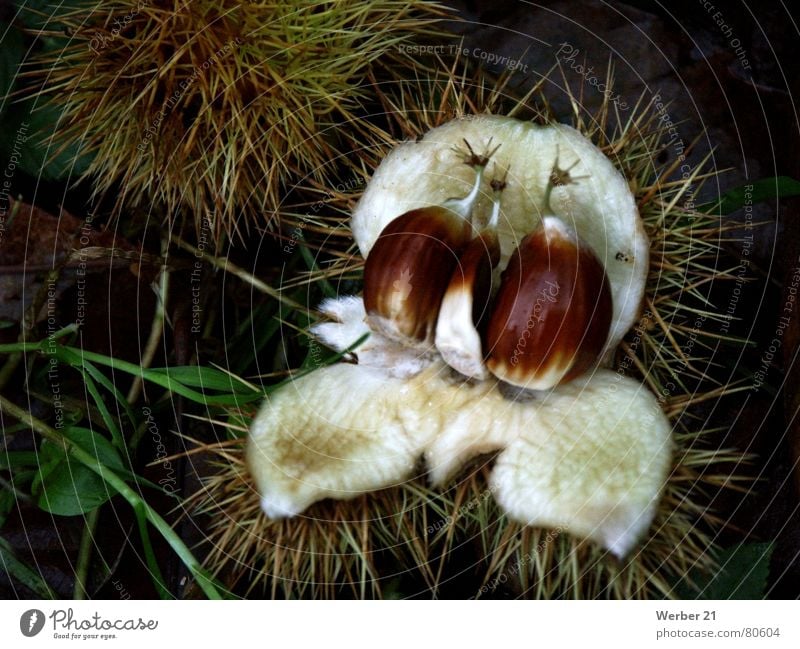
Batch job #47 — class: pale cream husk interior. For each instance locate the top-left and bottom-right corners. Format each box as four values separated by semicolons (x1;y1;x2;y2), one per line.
351;115;649;356
246;116;670;560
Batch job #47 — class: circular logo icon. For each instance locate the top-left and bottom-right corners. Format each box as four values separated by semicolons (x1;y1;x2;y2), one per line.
20;609;45;637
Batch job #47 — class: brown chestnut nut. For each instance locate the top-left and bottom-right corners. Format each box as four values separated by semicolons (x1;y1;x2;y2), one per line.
363;140;499;347
363;206;474;345
486;216;612;390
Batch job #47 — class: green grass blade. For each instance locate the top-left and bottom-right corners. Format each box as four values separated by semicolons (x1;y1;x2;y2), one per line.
0;394;225;599
132;502;172;599
0;536;58;598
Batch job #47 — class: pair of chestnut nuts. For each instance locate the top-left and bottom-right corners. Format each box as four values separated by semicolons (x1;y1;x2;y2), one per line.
362;140;612;391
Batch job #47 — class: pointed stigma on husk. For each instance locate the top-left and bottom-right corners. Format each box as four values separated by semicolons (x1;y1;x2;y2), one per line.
542;148;590;215
487;167;509;230
442;138;501;221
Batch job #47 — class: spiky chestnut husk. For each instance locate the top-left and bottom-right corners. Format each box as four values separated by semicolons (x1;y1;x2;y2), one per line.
186;57;753;599
26;0;451;243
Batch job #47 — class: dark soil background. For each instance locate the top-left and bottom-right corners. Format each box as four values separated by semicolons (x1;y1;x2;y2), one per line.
446;0;800;598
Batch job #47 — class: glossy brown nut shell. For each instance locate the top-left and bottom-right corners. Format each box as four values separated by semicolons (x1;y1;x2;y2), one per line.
486;218;612;389
363;206;473;343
